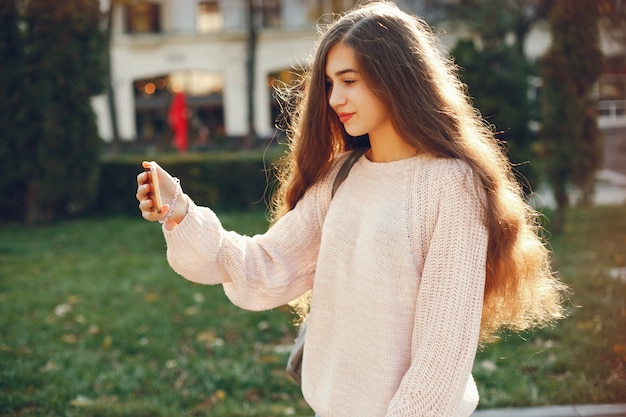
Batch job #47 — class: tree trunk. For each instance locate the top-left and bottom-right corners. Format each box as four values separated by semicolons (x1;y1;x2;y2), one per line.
245;0;257;148
25;181;53;225
552;182;568;234
106;2;121;154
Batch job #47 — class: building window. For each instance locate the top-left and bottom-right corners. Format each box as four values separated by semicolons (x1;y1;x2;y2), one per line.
125;1;161;34
133;72;225;150
599;74;626;101
197;1;223;33
260;0;281;28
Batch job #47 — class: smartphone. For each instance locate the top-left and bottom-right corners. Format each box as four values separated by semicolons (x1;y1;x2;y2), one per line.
145;164;163;213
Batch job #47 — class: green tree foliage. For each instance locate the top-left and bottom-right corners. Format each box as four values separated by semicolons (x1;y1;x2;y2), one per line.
421;0;551;54
453;39;537;194
0;0;39;220
540;0;604;232
420;0;545;193
0;0;106;223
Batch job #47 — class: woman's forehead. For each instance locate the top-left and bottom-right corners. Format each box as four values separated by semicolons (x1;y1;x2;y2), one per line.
325;43;359;77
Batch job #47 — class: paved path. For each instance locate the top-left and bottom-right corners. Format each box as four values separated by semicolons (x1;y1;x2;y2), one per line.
306;405;626;417
529;167;626;209
603;127;626;177
529;126;626;208
473;403;626;417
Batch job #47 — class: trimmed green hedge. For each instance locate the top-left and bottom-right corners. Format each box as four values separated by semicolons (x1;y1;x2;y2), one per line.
97;149;284;217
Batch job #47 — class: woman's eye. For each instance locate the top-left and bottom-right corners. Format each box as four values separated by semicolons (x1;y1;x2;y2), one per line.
343;79;355;85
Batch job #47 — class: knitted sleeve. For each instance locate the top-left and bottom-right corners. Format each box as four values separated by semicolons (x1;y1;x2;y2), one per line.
386;161;488;416
162;175;333;311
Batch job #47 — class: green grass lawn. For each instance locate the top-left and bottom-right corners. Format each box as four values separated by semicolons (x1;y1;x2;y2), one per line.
1;205;625;416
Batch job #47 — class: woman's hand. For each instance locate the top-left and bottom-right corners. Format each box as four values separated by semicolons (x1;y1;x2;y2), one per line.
136;161;189;226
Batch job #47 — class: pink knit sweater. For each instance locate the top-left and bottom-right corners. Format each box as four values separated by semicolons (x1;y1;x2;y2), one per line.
163;152;488;416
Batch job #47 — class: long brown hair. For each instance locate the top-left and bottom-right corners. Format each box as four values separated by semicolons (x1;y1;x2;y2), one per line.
271;1;566;342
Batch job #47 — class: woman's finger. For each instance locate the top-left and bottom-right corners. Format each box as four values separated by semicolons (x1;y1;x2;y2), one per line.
142;161;177;195
138;161;184;223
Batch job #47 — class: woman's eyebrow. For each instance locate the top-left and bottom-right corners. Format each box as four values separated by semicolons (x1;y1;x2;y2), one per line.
326;68;359;78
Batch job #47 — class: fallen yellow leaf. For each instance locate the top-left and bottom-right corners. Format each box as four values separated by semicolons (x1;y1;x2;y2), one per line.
215;389;226;401
196;330;217;343
61;334;78;344
70;395;93;407
40;360;58;372
102;335;112;349
185;306;199;316
144;293;159;302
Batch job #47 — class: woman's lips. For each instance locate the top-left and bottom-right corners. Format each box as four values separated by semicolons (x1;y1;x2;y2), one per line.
338;112;354;123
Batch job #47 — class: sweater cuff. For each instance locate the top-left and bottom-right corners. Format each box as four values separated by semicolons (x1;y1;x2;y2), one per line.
161;194;194;232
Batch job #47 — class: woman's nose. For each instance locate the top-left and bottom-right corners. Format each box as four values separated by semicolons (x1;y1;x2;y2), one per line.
328;86;346;109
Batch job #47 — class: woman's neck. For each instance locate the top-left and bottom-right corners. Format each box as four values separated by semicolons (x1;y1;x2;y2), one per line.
366;131;420;163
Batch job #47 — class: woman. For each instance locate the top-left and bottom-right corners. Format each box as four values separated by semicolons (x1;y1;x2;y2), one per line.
136;2;566;416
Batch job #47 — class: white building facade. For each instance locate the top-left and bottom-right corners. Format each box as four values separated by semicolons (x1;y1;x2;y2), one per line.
93;0;367;146
93;0;626;147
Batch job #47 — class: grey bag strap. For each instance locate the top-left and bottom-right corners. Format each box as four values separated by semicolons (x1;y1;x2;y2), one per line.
331;148;368;198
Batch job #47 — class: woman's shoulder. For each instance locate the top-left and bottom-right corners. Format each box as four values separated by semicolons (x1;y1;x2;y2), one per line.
326;149;366;181
422;154;470;170
305;150;357;202
416;155;484;200
417;155;474;182
333;149;356;167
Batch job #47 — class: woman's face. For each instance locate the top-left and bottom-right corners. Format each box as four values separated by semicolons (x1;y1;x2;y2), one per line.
325;43;393;140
